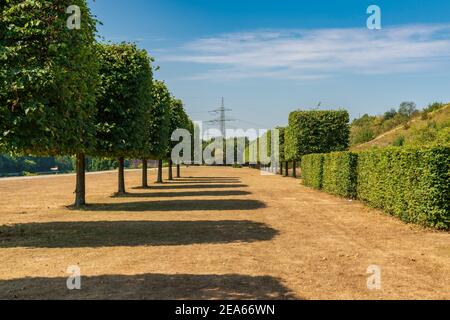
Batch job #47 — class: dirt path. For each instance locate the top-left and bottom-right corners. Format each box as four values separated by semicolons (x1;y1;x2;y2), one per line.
0;166;449;299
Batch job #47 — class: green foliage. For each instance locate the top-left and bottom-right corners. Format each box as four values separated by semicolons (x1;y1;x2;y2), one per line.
190;120;201;164
224;136;248;165
0;154;74;175
351;127;375;145
87;157;120;172
0;0;99;156
243;128;282;165
392;135;405;147
322;152;358;198
277;127;285;162
257;130;272;164
23;171;38;177
402;114;450;148
350;101;450;148
144;80;170;159
94;43;153;158
302;146;449;229
169;99;190;133
383;109;397;120
398;102;418;118
285;110;350;161
356;147;450;229
165;96;191;160
423;102;445;114
350;102;414;147
301;154;324;189
435;126;450;145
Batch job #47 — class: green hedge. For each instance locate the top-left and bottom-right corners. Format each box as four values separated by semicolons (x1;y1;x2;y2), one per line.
322;152;358;198
285;110;350;161
244;127;285;165
276;127;285;162
356;147;450;229
300;147;449;229
301;154;324;189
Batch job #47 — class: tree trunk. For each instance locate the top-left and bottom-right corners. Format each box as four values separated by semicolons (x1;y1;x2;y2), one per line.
176;164;181;178
293;161;297;178
284;161;289;177
156;159;163;183
142;158;148;188
168;159;173;180
118;157;126;194
280;162;283;175
74;152;86;208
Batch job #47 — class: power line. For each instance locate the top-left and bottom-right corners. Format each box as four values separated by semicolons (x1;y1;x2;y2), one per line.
234;118;271;128
205;97;235;138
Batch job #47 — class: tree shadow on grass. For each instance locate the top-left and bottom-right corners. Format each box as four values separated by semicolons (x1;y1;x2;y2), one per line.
171;177;241;182
134;184;248;190
85;199;266;212
165;180;241;185
0;220;278;248
183;176;241;180
175;178;241;181
0;273;298;300
113;190;252;198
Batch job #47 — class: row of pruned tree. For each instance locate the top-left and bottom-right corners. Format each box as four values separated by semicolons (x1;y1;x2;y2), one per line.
0;0;192;207
245;110;350;175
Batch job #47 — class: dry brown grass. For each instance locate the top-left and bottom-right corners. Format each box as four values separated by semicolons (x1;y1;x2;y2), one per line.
0;166;449;300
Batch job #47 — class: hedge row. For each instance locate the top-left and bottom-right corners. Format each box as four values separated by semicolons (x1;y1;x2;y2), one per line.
301;154;324;189
357;147;450;229
244;128;285;164
301;147;450;229
285;110;350;161
322;152;358;198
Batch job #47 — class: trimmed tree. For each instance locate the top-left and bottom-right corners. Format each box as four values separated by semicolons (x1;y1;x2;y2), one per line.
140;80;170;187
94;43;153;195
285;110;350;162
166;97;190;180
177;119;195;177
0;0;99;207
275;127;285;175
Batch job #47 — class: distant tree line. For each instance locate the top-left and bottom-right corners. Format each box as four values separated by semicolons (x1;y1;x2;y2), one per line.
0;155;131;177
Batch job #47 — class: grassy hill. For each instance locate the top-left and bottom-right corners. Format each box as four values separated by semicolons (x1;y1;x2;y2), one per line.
351;103;450;151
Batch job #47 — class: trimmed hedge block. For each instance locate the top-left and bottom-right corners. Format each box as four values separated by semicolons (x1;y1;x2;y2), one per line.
356;147;450;229
301;154;324;189
285;110;350;161
323;152;358;198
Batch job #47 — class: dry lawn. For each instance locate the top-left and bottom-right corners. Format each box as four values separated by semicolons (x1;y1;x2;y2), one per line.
0;166;449;300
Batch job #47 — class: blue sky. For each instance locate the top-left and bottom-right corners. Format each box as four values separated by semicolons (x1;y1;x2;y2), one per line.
89;0;450;130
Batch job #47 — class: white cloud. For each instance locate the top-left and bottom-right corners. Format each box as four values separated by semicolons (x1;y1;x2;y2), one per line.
162;24;450;80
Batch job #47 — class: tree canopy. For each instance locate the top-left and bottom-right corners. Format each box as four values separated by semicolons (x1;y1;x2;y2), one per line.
0;0;99;156
165;97;191;159
142;80;171;159
94;43;153;158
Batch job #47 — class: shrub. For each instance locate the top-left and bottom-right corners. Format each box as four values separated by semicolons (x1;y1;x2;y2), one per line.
285;110;350;161
351;127;375;145
356;147;450;229
322;152;358;198
392;136;405;147
301;154;324;189
423;102;445;114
